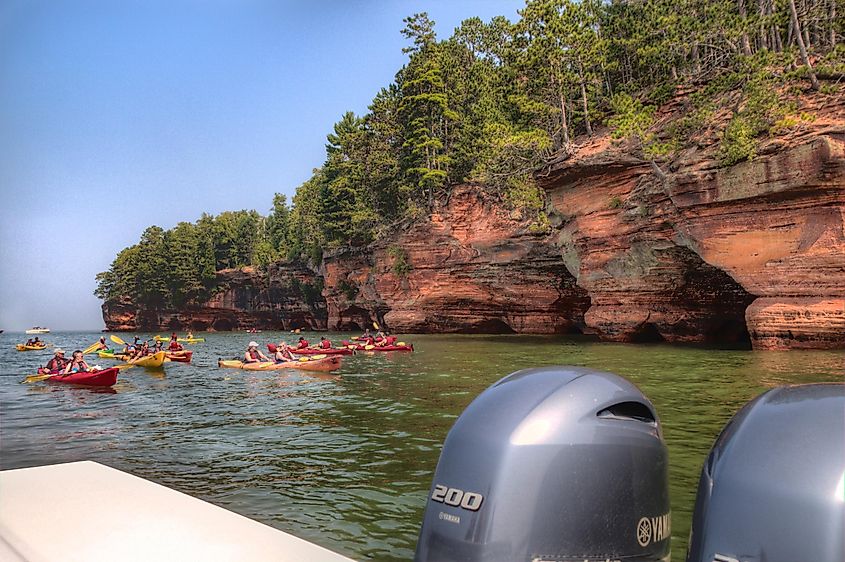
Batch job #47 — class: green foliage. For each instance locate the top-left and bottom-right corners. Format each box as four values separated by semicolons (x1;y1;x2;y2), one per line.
388;246;412;277
95;209;284;308
608;196;622;209
338;280;358;301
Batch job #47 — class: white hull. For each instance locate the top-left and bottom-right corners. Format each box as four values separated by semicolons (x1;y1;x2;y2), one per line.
25;328;50;334
0;461;354;562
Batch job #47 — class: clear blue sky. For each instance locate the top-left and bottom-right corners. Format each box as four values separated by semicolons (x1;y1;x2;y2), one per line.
0;0;521;331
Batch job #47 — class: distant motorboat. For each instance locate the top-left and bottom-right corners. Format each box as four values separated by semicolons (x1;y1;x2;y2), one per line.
25;327;50;334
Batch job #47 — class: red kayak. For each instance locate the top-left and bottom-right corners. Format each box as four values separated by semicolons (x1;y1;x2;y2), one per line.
165;350;193;363
47;368;119;387
267;344;354;356
291;347;354;356
344;343;414;352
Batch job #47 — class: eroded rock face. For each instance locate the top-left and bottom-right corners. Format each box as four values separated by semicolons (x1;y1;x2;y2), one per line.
323;185;591;334
101;264;327;332
538;97;844;350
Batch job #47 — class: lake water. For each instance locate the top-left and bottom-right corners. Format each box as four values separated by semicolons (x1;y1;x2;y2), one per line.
1;331;842;560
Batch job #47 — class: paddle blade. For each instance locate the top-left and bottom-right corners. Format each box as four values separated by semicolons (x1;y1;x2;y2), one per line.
22;373;53;383
109;334;127;346
373;321;380;330
82;342;100;355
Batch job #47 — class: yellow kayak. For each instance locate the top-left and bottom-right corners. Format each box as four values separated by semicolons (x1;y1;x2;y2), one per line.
154;336;205;343
16;344;47;351
218;355;340;372
128;351;166;368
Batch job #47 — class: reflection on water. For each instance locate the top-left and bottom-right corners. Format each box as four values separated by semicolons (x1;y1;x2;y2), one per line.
1;331;842;560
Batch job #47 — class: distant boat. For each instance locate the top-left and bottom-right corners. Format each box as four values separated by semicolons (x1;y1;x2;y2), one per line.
25;327;50;334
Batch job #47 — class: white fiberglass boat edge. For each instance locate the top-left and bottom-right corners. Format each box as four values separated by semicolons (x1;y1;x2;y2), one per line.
0;461;354;562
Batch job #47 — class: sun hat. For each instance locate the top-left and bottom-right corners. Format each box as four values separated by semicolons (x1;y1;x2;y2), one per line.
248;341;259;347
54;348;65;354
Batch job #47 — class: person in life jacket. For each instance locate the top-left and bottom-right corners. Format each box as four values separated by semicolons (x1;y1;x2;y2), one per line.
360;328;371;340
244;341;269;364
63;350;90;374
296;337;309;349
95;337;108;351
385;333;398;346
319;336;331;349
153;340;163;353
274;343;294;363
168;333;183;351
40;349;68;374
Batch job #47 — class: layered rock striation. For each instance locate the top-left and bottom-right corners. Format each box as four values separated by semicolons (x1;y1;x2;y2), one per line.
322;186;590;334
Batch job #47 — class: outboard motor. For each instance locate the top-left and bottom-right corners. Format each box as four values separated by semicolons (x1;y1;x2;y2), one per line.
687;383;845;562
415;366;670;562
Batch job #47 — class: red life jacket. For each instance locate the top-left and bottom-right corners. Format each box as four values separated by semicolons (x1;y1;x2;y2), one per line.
46;357;67;372
248;349;260;360
320;340;331;349
386;336;397;345
297;340;309;349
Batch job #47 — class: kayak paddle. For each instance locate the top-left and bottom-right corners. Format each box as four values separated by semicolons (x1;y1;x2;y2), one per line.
82;342;100;355
110;334;127;346
23;372;55;383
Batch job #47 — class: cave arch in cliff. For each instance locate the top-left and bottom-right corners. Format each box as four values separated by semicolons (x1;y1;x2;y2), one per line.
191;320;209;331
704;318;752;349
212;317;235;331
629;323;665;343
471;318;516;334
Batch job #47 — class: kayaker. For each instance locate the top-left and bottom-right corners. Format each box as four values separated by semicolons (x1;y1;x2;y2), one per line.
244;341;270;364
385;334;397;345
296;337;309;349
40;349;68;374
63;350;89;374
95;337;108;351
360;328;371;340
168;333;183;351
319;336;331;349
374;331;386;342
153;340;163;353
25;338;34;346
274;343;294;363
132;341;150;359
186;331;194;340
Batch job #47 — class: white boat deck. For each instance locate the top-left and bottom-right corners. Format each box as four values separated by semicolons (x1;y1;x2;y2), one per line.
0;461;354;561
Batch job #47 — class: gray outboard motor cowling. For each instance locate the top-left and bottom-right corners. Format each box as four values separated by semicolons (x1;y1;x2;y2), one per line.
415;366;671;562
687;383;845;562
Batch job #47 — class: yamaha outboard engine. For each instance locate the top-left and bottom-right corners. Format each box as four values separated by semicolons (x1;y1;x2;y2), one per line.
415;366;671;562
687;383;845;562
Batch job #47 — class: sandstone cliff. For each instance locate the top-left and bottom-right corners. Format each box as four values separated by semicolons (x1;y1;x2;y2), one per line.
104;95;844;350
102;263;327;332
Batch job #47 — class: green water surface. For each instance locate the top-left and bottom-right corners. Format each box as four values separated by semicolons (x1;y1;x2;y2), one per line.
1;331;842;560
